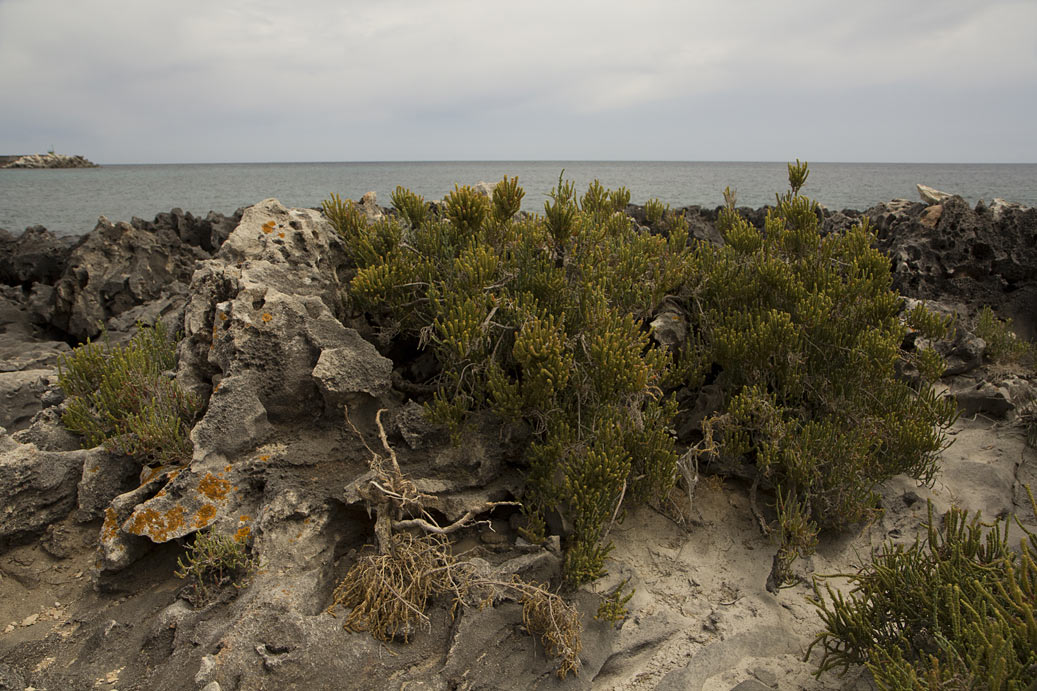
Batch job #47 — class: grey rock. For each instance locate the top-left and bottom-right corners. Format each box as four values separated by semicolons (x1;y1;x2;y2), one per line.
11;406;82;451
75;450;140;521
0;432;91;544
0;225;74;285
650;305;688;350
40;213;212;341
0;289;69;371
311;333;392;413
955;381;1014;418
359;190;384;223
869;196;1037;338
917;184;954;204
0;369;57;432
943;332;986;376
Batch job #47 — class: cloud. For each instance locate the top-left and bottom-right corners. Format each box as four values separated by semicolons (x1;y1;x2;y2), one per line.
0;0;1034;162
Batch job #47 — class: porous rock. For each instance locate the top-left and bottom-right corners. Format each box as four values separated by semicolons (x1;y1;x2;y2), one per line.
0;226;74;286
41;215;211;341
869;196;1037;338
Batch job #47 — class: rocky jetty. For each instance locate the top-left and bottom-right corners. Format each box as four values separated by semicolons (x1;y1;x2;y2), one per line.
1;153;98;169
0;193;1033;690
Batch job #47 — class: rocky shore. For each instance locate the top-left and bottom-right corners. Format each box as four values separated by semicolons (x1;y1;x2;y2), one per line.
0;189;1034;690
1;153;98;169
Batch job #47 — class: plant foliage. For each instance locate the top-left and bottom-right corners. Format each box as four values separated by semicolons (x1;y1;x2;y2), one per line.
58;322;197;464
808;495;1037;689
175;527;258;602
325;176;689;585
679;160;958;586
974;306;1037;367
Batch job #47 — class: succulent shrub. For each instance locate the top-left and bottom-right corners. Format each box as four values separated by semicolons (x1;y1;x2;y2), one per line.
59;322;197;464
808;497;1037;689
325;176;690;585
974;306;1037;367
678;161;958;586
644;198;667;226
175;527;258;602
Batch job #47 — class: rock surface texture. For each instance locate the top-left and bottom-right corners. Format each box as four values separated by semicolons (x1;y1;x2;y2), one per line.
0;195;1033;690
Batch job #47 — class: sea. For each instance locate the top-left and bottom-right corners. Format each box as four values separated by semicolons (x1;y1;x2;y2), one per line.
1;161;1035;238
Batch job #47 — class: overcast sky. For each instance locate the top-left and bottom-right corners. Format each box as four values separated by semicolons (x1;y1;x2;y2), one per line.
1;0;1034;164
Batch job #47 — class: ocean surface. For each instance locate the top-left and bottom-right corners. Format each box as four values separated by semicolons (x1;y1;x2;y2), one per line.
2;161;1035;238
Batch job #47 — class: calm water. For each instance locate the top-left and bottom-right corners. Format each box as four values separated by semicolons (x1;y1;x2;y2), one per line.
1;161;1034;237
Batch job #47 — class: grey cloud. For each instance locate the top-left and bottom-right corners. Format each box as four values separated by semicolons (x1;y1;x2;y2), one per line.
0;0;1033;162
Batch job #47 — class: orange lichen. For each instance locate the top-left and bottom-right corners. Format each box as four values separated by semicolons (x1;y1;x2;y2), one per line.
219;313;228;321
234;526;251;542
125;504;187;542
90;465;100;473
239;515;251;522
193;503;217;528
198;473;231;501
262;221;275;234
213;382;221;393
261;312;273;323
278;232;285;239
102;507;120;541
258;455;270;462
224;465;232;472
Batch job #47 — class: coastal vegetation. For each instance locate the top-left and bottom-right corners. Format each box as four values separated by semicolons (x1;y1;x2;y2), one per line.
324;161;957;590
58;322;197;464
809;493;1037;689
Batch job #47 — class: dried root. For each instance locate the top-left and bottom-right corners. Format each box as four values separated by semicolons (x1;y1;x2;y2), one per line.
331;406;582;677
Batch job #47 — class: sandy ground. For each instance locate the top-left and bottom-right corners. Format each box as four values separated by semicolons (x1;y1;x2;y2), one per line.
1;411;1033;690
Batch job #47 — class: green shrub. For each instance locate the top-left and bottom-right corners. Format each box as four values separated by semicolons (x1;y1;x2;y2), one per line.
58;322;197;464
808;496;1037;689
974;306;1036;367
390;185;428;228
679;161;957;586
175;527;258;602
327;163;958;588
644;198;667;226
326;175;688;585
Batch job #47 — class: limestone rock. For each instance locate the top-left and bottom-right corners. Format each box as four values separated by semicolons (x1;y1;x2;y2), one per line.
41;215;210;341
311;334;392;413
359;190;384;223
0;226;74;286
0;369;58;432
917;184;953;204
0;432;97;544
0;289;70;371
75;450;140;521
954;380;1014;418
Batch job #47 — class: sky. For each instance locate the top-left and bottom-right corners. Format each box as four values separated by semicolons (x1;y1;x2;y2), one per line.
1;0;1035;164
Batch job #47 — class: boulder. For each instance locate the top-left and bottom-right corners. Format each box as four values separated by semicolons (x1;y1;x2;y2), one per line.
359;191;384;223
40;215;211;341
868;196;1037;336
917;184;954;204
0;226;74;286
0;369;58;432
0;288;70;372
0;431;103;544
